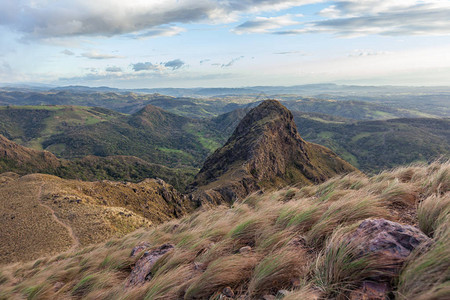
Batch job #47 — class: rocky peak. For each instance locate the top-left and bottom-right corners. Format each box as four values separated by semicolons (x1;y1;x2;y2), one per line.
232;99;299;138
188;100;357;205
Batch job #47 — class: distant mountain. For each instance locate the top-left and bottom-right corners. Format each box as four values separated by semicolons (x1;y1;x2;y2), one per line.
1;88;447;119
188;100;357;204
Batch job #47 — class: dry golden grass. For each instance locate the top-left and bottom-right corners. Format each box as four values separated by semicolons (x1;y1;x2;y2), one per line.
397;224;450;300
0;161;448;299
0;173;192;264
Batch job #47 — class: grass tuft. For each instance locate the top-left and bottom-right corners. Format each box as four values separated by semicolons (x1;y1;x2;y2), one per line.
417;193;450;237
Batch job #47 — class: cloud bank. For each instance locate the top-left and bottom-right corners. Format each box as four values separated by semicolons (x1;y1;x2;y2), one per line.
0;0;317;40
238;1;450;37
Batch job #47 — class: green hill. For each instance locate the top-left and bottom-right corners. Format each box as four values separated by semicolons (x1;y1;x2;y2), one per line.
293;113;450;172
0;105;228;170
0;134;195;190
0;104;448;179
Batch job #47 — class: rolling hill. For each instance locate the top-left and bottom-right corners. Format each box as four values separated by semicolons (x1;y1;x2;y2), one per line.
0;134;195;190
0;105;228;170
0;88;445;120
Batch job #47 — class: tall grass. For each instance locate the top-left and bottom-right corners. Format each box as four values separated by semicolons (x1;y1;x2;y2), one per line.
417;193;450;237
0;161;448;299
397;224;450;300
248;247;308;296
313;226;395;298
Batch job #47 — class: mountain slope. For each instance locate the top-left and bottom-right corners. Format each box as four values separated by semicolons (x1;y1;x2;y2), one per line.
189;100;357;204
0;161;447;299
0;172;193;264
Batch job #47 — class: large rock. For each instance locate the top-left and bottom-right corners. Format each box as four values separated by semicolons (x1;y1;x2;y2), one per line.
125;243;175;287
348;219;431;299
188;100;357;205
350;219;431;264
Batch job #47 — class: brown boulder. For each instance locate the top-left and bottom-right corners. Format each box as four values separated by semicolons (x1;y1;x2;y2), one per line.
126;243;174;287
350;219;430;267
347;219;431;298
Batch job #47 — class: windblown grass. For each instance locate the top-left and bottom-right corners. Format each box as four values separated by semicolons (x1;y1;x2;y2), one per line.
417;193;450;237
0;161;448;299
397;224;450;300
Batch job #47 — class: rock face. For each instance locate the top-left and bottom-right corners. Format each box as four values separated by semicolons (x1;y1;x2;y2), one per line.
126;243;175;287
350;219;431;266
348;219;431;299
188;100;357;205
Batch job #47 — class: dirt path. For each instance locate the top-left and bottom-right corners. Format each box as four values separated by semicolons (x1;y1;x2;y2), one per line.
36;183;80;251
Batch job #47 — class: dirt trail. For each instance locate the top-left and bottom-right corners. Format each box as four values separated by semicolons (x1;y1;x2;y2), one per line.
36;183;80;251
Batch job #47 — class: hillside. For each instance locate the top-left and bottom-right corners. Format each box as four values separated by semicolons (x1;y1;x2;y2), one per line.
0;105;228;170
0;172;193;265
189;100;357;204
280;98;437;120
0;134;195;191
0;161;447;299
292;113;450;172
0;103;448;180
211;109;450;173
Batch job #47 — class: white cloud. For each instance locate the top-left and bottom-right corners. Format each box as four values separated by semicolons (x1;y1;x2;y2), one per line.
233;15;299;34
164;59;185;70
105;66;122;72
81;51;124;59
131;62;165;72
0;0;321;40
220;56;244;67
348;49;391;57
135;26;186;38
289;0;450;37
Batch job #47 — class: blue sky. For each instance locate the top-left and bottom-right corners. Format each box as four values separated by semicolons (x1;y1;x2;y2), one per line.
0;0;449;88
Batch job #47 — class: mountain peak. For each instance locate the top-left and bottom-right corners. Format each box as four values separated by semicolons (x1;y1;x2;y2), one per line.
233;100;303;145
189;100;357;205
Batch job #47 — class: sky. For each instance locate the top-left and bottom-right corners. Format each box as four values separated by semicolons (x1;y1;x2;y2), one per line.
0;0;450;88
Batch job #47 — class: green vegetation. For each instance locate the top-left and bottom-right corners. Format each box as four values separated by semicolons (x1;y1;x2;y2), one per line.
293;112;450;173
0;105;229;170
0;98;448;178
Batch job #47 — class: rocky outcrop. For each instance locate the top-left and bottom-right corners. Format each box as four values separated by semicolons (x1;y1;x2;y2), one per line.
126;243;175;287
188;100;357;205
348;219;431;299
350;219;431;267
